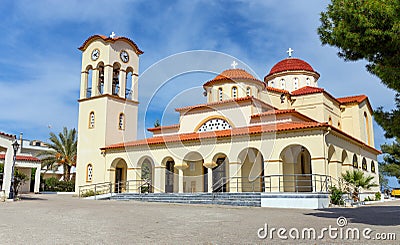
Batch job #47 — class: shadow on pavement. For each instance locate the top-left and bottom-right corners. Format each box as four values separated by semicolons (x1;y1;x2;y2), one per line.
305;204;400;226
18;194;48;201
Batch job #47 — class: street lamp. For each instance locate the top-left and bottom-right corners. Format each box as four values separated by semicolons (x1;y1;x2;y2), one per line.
9;139;20;199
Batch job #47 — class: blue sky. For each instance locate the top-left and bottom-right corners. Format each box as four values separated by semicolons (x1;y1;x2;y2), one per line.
0;1;397;184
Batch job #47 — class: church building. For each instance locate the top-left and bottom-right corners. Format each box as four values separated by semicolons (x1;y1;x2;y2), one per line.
75;34;380;208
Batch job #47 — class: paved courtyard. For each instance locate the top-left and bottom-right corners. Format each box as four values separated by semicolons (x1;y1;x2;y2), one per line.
0;194;399;244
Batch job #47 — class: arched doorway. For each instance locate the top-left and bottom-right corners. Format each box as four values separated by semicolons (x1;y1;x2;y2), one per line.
138;157;154;193
110;158;128;193
183;152;205;193
238;148;264;192
163;157;175;193
211;153;228;192
280;145;312;192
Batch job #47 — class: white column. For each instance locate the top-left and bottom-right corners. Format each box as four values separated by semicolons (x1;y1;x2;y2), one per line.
118;70;127;98
153;167;165;193
207;168;213;193
103;65;113;95
80;71;88;99
229;162;241;192
178;169;184;193
132;74;139;101
91;69;99;96
34;166;41;193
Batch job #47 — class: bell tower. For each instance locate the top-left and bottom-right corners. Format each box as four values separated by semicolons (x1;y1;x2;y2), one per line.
75;33;143;189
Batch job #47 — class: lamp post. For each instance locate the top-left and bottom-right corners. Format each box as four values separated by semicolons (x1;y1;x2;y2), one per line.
9;139;20;199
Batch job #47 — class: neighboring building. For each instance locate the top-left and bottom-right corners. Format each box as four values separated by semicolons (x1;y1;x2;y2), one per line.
0;132;41;196
75;35;380;201
19;135;76;181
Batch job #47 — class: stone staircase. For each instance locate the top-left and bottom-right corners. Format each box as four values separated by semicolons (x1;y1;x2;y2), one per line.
109;192;262;207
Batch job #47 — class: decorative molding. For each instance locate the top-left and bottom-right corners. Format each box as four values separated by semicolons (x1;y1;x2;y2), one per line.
203;162;217;169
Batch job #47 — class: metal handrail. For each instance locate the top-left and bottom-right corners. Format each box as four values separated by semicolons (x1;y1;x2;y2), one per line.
216;174;331;193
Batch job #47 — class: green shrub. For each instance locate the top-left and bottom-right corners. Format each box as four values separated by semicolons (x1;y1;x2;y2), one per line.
330;186;345;205
43;177;75;192
375;192;381;201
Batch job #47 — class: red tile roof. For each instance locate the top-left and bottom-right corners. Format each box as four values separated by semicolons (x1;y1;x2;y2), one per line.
291;86;325;96
175;96;275;112
103;121;380;154
0;132;15;139
203;69;264;87
251;109;316;122
0;154;41;162
103;122;327;150
266;58;317;76
337;95;368;104
265;86;290;94
78;34;143;55
147;124;180;132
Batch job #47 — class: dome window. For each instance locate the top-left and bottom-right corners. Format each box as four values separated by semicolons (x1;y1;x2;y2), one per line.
232;86;238;99
294;77;299;90
246;87;251;96
218;87;223;101
280;79;285;89
306;78;311;86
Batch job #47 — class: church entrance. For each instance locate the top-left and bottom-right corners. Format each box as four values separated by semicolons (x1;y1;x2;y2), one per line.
110;158;127;193
212;157;227;192
165;160;174;193
115;167;123;192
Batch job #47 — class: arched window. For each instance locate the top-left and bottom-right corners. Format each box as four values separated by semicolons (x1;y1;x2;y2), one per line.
125;68;134;99
293;77;299;90
270;81;274;87
86;164;93;182
352;154;358;168
198;118;232;132
362;158;367;170
371;161;376;173
118;113;125;130
85;65;93;98
218;87;223;101
97;63;105;95
232;86;238;98
364;112;370;145
246;87;251;96
306;78;311;86
112;63;121;95
280;79;285;89
328;116;332;125
338;121;341;129
89;112;95;129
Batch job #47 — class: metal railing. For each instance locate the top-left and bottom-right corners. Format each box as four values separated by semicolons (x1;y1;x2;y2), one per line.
213;174;331;193
78;179;155;199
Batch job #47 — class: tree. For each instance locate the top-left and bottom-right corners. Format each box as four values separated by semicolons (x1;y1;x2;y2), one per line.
318;0;400;91
379;138;400;183
318;0;400;183
38;127;77;181
342;170;378;201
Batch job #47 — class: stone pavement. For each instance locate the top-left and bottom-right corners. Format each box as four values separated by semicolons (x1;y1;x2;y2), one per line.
0;194;399;244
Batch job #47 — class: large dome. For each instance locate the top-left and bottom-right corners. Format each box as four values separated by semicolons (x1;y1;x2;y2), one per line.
203;69;263;87
265;58;316;78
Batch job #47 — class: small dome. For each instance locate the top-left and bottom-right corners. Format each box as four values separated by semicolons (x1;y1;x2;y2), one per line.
266;58;316;78
203;69;263;87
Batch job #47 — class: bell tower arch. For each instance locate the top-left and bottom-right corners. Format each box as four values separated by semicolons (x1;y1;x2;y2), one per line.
75;33;143;189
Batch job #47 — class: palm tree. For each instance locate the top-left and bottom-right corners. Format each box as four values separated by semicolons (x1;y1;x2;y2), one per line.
341;170;378;201
38;127;77;181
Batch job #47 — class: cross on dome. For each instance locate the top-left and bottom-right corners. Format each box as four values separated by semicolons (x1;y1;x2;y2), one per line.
109;32;116;38
231;60;238;69
286;48;294;57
